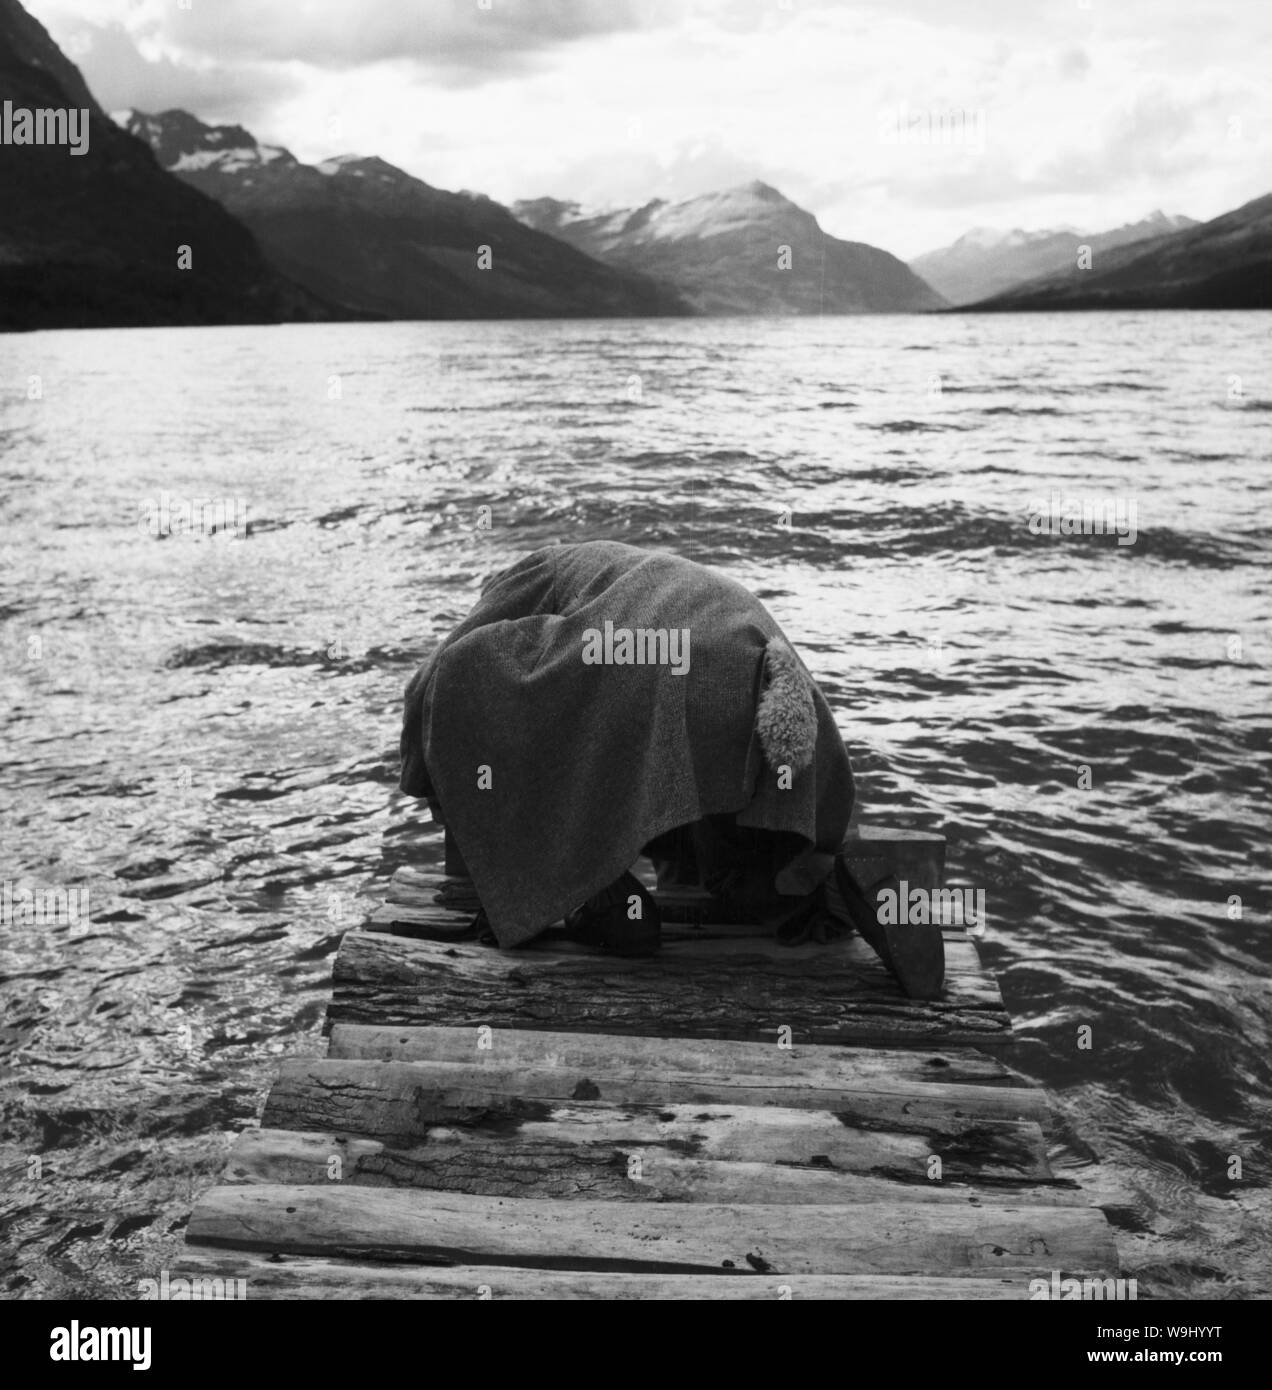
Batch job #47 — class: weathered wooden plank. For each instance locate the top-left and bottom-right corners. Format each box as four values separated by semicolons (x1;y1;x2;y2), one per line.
260;1062;1053;1184
367;902;469;934
323;1025;1043;1120
839;830;945;895
311;1042;1048;1124
224;1127;1085;1205
327;1024;1027;1089
327;930;1012;1045
171;1249;1034;1299
840;827;947;852
186;1185;1119;1275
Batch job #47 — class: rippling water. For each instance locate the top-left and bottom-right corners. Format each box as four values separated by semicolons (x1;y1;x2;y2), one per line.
1;313;1270;1299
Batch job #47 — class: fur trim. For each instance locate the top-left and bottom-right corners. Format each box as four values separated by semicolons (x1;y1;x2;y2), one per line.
755;637;817;773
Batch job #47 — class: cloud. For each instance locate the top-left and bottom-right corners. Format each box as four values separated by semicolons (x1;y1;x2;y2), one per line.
529;136;764;212
60;0;668;85
58;21;300;126
1057;46;1090;80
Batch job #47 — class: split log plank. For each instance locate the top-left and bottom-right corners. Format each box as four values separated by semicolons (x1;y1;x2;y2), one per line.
327;1023;1027;1090
224;1127;1085;1205
328;930;1012;1045
260;1062;1053;1184
309;1044;1049;1124
170;1249;1032;1299
185;1184;1119;1276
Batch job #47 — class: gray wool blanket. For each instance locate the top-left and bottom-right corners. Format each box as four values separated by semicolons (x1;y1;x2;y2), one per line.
400;541;854;946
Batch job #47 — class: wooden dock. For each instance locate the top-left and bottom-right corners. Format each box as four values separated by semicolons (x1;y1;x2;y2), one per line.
175;828;1120;1298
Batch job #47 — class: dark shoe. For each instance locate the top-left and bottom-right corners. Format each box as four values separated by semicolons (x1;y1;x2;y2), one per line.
832;857;945;1000
774;883;848;945
564;872;661;957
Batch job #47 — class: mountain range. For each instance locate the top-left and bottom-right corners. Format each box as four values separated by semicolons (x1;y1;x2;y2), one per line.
127;111;943;318
121;108;686;321
964;194;1272;310
0;0;325;330
512;185;946;314
911;212;1197;306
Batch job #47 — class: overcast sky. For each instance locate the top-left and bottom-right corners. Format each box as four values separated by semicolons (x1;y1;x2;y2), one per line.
27;0;1272;259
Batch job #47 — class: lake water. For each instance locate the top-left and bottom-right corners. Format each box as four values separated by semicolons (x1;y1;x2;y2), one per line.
1;312;1270;1298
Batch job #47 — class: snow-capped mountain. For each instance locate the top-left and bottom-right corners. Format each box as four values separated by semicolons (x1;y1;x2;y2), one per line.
911;212;1198;306
514;181;947;315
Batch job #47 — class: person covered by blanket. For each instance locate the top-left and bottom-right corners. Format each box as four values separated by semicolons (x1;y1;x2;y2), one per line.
399;540;943;999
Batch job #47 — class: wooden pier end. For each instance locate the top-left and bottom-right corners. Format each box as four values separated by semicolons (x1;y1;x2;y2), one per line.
176;826;1120;1299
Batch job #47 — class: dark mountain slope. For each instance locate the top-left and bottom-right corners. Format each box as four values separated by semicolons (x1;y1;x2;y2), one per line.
0;0;327;330
126;109;689;320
